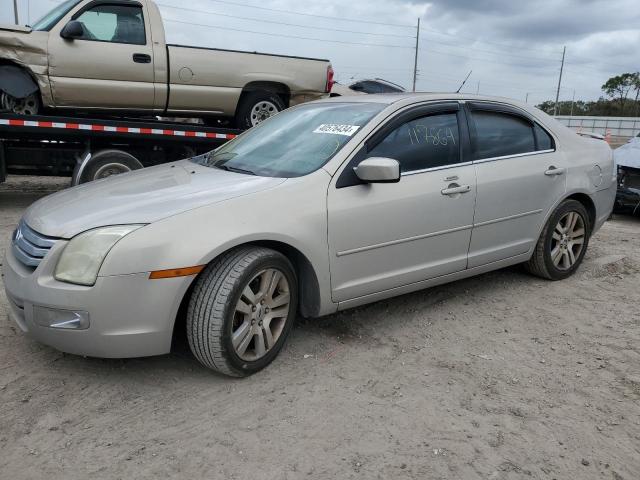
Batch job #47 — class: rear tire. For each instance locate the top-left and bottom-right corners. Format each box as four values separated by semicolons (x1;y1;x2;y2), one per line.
234;91;285;129
186;247;298;377
525;199;591;280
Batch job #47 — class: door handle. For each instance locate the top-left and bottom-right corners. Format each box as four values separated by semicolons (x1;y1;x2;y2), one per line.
544;166;565;176
133;53;151;64
441;184;471;196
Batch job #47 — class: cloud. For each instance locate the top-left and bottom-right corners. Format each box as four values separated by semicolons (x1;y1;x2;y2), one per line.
3;0;639;104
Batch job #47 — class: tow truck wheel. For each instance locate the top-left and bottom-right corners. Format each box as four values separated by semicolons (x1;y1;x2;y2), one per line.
0;91;40;115
235;91;285;129
80;150;143;184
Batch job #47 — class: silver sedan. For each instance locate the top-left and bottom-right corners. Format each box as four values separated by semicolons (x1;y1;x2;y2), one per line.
4;94;616;376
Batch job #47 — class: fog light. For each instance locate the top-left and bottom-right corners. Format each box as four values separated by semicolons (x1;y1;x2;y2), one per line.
33;305;90;330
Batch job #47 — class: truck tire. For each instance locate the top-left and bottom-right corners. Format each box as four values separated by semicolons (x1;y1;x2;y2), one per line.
186;246;298;377
234;91;285;129
0;91;40;115
525;199;591;280
80;149;143;184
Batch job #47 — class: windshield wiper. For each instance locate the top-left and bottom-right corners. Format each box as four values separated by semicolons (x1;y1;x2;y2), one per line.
216;164;256;176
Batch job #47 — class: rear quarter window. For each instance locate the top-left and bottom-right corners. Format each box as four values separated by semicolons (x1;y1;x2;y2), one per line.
534;124;555;150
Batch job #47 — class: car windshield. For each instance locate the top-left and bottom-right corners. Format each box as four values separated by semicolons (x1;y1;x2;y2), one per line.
192;102;385;178
32;0;82;31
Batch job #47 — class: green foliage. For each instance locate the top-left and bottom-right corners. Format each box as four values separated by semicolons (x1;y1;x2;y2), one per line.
537;72;640;117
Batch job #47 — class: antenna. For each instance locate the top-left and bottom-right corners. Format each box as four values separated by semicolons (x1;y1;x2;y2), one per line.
456;70;472;93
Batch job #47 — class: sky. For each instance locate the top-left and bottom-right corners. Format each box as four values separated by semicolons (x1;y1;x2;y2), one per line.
2;0;639;106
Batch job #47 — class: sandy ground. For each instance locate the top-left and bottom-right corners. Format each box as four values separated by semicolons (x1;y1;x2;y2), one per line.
1;175;639;480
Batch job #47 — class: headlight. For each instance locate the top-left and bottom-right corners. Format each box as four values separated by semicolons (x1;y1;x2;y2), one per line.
54;225;143;286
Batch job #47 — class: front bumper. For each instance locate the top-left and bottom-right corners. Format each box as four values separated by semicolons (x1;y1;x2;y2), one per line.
3;240;192;358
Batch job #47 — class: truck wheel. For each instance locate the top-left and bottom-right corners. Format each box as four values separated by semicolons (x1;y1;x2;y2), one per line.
0;91;40;115
80;149;143;184
525;199;591;280
235;91;285;129
186;247;298;377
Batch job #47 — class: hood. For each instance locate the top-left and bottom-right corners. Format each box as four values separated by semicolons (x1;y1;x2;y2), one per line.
615;136;640;169
24;160;286;238
0;24;33;34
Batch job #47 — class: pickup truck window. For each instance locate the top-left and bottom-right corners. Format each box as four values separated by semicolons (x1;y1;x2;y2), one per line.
193;103;385;178
33;0;83;31
75;4;146;45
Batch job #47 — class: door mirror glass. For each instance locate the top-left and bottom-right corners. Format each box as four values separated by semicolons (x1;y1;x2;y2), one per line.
60;20;84;39
354;157;400;183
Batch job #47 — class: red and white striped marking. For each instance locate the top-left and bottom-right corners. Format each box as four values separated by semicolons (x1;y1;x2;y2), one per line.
0;118;236;140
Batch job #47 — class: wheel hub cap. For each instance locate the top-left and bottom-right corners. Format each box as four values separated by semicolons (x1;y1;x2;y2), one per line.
250;101;278;126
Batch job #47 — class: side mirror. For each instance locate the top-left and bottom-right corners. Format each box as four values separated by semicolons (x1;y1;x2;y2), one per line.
60;20;84;40
354;157;400;183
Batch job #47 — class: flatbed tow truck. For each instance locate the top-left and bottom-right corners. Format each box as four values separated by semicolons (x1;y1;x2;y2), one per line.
0;112;239;185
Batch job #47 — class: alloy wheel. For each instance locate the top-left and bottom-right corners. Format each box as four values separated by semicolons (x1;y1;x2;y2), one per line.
550;211;585;270
232;268;291;361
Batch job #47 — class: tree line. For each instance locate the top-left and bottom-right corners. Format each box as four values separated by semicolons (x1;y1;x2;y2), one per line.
537;72;640;117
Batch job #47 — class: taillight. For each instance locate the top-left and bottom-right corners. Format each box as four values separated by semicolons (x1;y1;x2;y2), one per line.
325;66;335;93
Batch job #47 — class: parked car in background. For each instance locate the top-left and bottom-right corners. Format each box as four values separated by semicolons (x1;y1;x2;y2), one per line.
0;0;334;128
614;133;640;214
330;78;405;97
4;94;615;377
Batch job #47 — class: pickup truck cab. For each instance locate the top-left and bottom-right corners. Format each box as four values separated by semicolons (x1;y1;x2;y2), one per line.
0;0;334;127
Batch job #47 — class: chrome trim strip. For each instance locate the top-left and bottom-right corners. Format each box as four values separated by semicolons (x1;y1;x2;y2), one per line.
12;243;41;267
15;235;49;257
401;161;473;177
11;220;59;269
336;224;473;257
19;221;57;248
473;149;555;165
474;209;543;228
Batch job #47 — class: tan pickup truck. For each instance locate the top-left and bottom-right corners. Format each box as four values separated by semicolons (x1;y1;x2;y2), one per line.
0;0;334;127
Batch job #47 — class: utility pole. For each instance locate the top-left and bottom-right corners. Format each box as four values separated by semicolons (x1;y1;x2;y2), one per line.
13;0;20;24
476;81;480;94
570;89;576;116
525;92;529;103
553;46;566;116
412;18;420;92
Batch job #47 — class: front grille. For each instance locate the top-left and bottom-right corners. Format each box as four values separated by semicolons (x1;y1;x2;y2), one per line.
11;220;59;268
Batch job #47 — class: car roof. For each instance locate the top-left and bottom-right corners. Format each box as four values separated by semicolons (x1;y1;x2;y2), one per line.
353;78;406;90
319;92;531;107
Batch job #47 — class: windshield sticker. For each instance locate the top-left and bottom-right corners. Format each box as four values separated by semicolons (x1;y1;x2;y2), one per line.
313;124;360;136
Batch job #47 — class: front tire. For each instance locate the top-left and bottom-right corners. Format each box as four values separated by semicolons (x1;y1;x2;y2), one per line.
525;199;590;280
186;247;298;377
0;91;40;115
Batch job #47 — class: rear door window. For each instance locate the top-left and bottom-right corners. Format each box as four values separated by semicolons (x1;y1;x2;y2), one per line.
471;111;535;160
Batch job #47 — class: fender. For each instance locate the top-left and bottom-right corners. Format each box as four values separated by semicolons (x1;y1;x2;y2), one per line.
0;65;38;99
